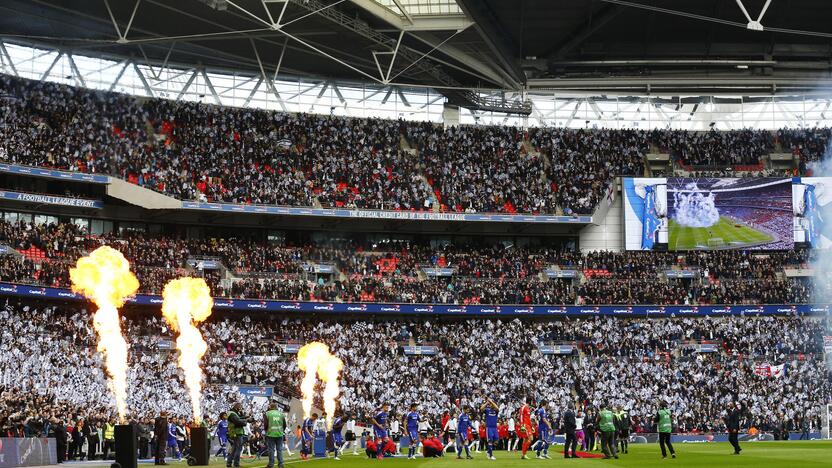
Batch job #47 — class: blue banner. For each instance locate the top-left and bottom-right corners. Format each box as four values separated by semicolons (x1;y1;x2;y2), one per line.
0;190;104;208
186;258;221;270
545;269;579;278
538;344;575;355
0;163;109;184
181;201;592;224
665;269;698;278
281;343;301;354
402;345;439;355
422;267;455;277
237;386;274;398
0;282;825;317
309;264;335;274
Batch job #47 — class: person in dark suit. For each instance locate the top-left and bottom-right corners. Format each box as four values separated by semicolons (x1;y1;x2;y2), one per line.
725;403;742;455
83;419;96;460
53;417;68;464
561;404;578;459
154;411;169;465
69;420;84;460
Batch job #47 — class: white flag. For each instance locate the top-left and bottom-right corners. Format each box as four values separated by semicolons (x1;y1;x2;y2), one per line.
770;363;786;379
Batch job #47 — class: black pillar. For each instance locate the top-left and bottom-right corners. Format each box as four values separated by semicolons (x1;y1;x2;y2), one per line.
114;424;138;468
189;426;210;466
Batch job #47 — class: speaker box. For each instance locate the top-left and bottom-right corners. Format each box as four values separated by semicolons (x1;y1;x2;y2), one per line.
189;426;210;466
114;424;138;468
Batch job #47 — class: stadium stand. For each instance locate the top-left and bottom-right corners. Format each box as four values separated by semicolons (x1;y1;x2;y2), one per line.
0;218;819;304
4;75;832;217
1;300;828;441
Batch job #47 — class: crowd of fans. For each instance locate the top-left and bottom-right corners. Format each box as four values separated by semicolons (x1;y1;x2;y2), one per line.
0;218;821;304
3;74;832;217
1;300;828;442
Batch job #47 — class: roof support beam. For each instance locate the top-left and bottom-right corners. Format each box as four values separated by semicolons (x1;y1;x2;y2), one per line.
103;0;124;40
132;62;155;96
543;5;623;60
455;0;524;87
176;69;199;100
0;41;18;77
243;76;263;107
250;38;287;111
39;52;63;81
67;53;87;88
123;0;143;40
107;60;130;92
201;69;222;105
407;32;514;88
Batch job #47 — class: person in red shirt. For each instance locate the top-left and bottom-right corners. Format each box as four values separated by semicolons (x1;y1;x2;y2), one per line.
422;431;444;458
382;438;397;456
365;438;378;458
498;421;509;450
518;397;535;459
440;411;450;445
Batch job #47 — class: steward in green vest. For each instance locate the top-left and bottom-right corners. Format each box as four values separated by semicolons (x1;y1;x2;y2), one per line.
265;407;286;438
226;402;249;468
615;405;631;454
655;402;676;459
657;408;672;433
598;405;618;459
103;418;116;459
599;409;616;433
263;403;287;468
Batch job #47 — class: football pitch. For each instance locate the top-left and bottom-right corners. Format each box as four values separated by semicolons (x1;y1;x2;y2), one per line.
181;441;832;468
669;216;773;250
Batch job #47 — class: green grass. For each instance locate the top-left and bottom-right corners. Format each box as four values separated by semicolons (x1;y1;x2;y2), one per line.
669;216;773;250
195;441;832;467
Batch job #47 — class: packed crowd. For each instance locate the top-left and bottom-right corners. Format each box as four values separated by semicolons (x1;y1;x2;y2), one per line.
1;300;828;441
3;75;831;216
0;218;820;304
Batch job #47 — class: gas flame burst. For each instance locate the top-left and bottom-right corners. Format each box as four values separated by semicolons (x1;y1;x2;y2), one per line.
161;277;214;425
69;246;139;423
297;342;343;429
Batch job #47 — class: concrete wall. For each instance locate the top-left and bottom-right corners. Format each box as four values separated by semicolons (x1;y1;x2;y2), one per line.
442;104;460;127
106;177;182;209
579;193;623;252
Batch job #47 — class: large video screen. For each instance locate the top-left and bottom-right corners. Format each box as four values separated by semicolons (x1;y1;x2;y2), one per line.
793;176;832;248
624;177;794;250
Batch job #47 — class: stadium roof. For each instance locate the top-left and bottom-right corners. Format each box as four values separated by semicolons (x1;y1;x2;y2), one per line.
3;0;832;110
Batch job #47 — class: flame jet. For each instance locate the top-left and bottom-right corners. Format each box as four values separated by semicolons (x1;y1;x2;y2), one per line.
161;277;214;424
297;342;343;428
69;246;140;423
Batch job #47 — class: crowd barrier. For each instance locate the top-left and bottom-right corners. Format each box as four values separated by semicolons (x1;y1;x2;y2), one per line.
0;282;827;317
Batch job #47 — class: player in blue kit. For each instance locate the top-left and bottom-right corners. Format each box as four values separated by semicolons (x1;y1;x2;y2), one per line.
480;398;500;461
456;406;473;460
404;404;421;459
535;400;552;459
301;413;317;460
370;404;390;459
329;411;346;460
214;412;229;458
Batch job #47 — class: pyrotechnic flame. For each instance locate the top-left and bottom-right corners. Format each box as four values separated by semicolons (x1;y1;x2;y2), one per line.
69;246;139;423
297;342;343;428
318;354;344;429
161;277;214;425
